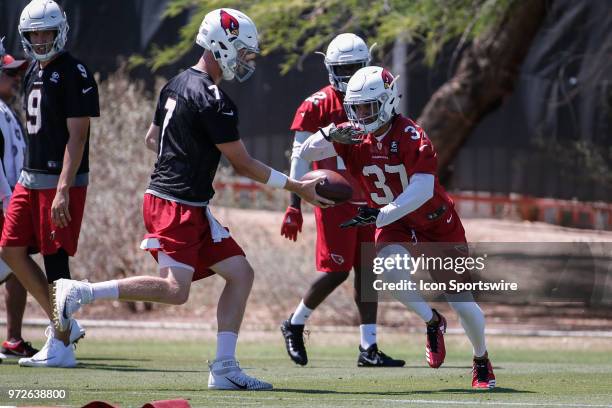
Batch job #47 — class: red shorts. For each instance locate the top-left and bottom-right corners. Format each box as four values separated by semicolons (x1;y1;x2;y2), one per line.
0;183;87;256
375;207;471;289
375;207;467;245
314;202;375;272
141;193;245;281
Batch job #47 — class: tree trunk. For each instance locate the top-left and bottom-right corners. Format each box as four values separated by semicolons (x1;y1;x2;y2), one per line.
417;0;549;180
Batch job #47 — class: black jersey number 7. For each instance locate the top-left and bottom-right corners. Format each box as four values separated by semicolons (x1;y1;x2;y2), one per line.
159;97;177;157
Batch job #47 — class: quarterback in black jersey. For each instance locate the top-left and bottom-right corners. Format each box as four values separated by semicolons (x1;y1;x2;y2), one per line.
147;66;241;203
53;8;331;390
0;0;95;368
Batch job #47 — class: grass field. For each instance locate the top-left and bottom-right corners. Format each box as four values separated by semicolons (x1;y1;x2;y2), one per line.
1;332;611;408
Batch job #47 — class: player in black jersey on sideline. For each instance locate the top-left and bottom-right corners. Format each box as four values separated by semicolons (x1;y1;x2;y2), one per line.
53;8;332;390
0;0;94;368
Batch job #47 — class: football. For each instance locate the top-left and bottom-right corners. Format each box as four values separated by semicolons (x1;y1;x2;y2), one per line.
300;169;353;204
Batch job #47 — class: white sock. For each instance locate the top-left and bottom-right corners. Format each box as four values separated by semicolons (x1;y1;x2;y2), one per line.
216;331;238;360
91;280;119;301
378;245;434;323
446;294;487;357
290;300;313;325
384;266;433;322
360;324;377;349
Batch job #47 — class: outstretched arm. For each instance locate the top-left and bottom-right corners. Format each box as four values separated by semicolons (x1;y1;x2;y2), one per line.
217;139;333;207
288;131;312;209
299;130;338;163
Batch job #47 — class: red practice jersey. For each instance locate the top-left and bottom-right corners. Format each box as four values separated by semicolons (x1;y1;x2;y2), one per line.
290;85;366;202
334;115;454;230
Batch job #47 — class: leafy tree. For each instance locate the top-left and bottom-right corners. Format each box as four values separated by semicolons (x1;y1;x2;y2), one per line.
151;0;548;175
152;0;513;72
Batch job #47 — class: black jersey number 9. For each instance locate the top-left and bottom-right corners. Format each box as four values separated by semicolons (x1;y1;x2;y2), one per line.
27;89;42;134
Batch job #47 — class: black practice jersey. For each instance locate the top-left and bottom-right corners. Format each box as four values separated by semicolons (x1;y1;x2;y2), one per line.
148;68;240;203
22;52;99;175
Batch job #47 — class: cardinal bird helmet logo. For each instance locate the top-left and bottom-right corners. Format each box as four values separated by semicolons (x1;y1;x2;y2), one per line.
381;69;394;89
220;9;240;37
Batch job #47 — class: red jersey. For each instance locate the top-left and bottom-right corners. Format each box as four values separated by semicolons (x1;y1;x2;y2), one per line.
334;115;454;230
290;85;366;202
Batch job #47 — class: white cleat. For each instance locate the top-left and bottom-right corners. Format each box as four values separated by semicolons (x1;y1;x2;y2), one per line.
18;328;77;368
0;351;6;362
208;357;273;390
46;318;86;345
53;279;93;332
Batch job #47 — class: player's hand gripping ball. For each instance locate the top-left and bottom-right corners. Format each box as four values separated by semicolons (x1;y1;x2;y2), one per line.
300;169;353;205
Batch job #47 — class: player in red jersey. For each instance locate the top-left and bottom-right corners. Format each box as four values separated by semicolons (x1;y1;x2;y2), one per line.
299;66;496;389
280;34;404;368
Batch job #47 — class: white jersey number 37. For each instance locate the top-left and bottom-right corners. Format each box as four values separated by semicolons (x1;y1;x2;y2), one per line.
362;164;409;205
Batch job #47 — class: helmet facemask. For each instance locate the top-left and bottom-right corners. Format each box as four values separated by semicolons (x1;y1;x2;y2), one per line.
21;29;60;61
344;94;392;134
211;38;258;82
231;40;259;82
326;59;368;93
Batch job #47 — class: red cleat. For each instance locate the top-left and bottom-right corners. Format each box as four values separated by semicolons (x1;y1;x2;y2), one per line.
472;358;496;389
1;339;39;358
425;309;446;368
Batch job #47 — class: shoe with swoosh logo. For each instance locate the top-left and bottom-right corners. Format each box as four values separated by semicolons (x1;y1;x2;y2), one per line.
357;343;405;367
208;357;273;390
18;327;77;368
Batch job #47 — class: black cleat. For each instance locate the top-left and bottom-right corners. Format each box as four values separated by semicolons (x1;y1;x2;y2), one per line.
358;343;405;367
280;316;308;366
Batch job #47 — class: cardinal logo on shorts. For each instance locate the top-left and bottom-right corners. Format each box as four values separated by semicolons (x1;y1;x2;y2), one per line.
220;10;240;36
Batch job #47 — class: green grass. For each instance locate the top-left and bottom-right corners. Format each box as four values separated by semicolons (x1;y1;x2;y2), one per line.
1;334;611;408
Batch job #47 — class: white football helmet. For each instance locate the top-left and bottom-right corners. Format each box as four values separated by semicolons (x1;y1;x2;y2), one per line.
18;0;69;62
343;66;401;133
196;8;259;82
319;33;374;93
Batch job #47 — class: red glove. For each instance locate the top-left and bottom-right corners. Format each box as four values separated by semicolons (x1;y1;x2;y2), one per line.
281;206;303;241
